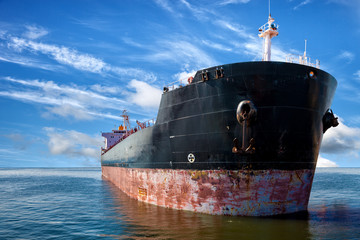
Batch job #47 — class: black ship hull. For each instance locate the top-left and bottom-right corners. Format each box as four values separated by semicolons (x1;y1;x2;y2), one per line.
101;61;337;216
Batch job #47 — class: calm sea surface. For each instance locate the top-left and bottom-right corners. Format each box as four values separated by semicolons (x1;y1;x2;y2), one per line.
0;168;359;240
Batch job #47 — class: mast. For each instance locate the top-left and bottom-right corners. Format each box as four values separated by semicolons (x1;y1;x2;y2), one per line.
120;110;131;132
299;39;309;65
258;13;279;61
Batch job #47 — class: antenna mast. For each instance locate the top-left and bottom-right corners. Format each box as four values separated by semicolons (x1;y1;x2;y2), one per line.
258;2;279;61
120;110;131;132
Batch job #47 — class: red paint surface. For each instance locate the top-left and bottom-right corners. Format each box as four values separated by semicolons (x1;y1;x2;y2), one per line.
102;167;314;216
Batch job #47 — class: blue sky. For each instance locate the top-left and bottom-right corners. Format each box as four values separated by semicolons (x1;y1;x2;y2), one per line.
0;0;359;167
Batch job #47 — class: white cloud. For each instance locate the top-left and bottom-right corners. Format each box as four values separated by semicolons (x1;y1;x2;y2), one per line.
45;104;94;120
179;0;207;19
122;37;144;48
71;17;111;32
354;70;360;80
241;41;263;59
0;30;7;39
201;40;232;52
271;45;291;62
0;76;163;121
218;0;250;5
0;148;19;154
153;1;289;64
317;155;339;167
155;0;214;21
3;76;126;106
214;20;255;40
154;0;176;14
229;36;287;61
321;120;360;155
0;76;127;120
23;25;48;39
127;80;162;109
165;40;216;67
212;19;293;61
44;127;102;160
173;70;197;84
8;37;106;73
2;77;126;107
106;65;157;82
294;0;312;10
0;90;66;106
145;39;217;70
90;84;121;94
5;35;157;81
0;54;61;71
338;50;355;63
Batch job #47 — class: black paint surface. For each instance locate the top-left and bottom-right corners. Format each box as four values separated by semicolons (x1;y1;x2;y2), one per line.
101;61;337;171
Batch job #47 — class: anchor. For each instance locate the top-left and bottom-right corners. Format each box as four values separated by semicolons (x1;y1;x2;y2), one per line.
233;100;257;154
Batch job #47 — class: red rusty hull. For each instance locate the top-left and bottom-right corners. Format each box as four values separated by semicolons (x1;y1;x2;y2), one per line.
102;166;314;216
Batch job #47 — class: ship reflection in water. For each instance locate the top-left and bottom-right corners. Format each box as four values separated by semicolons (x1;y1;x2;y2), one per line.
105;182;311;239
309;204;360;239
103;168;360;239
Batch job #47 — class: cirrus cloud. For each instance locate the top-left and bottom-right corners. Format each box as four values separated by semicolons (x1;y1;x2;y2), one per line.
338;50;355;63
0;76;127;121
218;0;250;5
0;76;161;121
8;37;106;73
3;33;157;81
23;25;48;40
354;70;360;80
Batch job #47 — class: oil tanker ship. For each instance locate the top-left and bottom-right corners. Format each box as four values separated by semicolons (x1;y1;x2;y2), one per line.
101;14;338;216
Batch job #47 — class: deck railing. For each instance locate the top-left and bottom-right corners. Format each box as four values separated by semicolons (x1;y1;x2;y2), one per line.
101;118;156;155
258;22;279;33
285;54;320;68
163;78;188;92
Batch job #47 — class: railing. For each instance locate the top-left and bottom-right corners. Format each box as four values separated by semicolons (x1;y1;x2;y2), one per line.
163;74;195;92
101;118;156;155
258;22;279;33
136;118;155;129
163;79;187;92
285;54;320;68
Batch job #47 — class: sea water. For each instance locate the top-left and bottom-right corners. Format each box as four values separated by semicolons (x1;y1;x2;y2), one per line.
0;167;359;240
